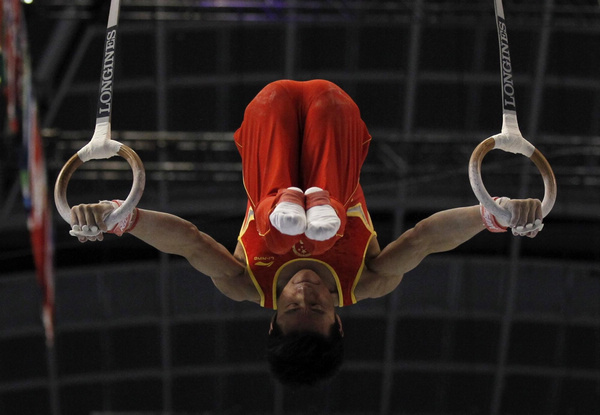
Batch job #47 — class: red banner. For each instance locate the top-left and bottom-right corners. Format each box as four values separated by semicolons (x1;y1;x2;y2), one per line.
3;0;55;347
25;92;55;347
1;0;23;134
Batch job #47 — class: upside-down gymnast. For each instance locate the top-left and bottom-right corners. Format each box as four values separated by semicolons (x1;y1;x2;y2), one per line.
70;79;543;386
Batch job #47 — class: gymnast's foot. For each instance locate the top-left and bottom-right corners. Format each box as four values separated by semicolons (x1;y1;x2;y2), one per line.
269;187;306;235
305;187;341;241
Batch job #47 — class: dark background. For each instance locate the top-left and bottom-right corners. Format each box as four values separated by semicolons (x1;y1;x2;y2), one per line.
1;1;599;414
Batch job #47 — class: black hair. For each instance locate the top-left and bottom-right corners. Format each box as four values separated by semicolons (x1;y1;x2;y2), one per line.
266;316;344;386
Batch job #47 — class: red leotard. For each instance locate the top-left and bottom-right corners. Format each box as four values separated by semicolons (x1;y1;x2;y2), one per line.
234;80;375;308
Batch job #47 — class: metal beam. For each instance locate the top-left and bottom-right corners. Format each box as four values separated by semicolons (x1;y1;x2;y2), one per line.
40;26;97;129
34;8;82;98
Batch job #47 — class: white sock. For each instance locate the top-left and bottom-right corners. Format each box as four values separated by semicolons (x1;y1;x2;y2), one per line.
305;187;341;241
269;187;306;235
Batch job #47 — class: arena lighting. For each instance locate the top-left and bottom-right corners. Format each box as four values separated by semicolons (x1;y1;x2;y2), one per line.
22;0;34;4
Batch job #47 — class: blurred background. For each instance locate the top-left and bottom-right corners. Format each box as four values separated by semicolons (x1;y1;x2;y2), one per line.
1;0;599;414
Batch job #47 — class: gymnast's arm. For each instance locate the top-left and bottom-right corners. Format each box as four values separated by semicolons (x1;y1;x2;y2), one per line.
70;203;251;301
129;209;245;278
359;199;541;300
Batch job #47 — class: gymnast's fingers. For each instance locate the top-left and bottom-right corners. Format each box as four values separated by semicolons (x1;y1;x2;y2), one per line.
70;204;105;242
70;204;85;229
83;205;100;234
84;232;104;242
524;198;541;225
511;199;543;237
534;199;543;224
512;227;540;238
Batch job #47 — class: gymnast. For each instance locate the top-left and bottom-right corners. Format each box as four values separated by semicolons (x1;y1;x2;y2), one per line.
69;79;543;386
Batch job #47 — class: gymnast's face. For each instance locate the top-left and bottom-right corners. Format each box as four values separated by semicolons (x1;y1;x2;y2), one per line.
274;269;340;336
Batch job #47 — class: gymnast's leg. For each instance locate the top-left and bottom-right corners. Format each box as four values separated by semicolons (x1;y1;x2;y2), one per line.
299;80;372;252
234;80;305;253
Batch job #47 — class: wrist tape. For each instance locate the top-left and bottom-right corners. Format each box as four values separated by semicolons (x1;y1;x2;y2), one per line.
106;199;140;236
480;197;508;233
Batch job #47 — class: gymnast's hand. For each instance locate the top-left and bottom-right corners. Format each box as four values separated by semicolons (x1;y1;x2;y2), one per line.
70;201;115;242
495;197;543;238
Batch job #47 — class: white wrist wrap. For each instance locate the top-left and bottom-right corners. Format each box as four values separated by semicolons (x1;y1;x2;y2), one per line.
106;199;138;236
480;197;509;233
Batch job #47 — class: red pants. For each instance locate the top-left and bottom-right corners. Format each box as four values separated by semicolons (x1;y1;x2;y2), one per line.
234;80;371;254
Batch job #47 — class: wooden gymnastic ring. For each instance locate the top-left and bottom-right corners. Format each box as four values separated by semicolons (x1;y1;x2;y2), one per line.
468;136;557;224
54;144;145;228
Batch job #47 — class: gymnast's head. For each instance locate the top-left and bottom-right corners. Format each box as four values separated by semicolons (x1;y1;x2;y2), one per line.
266;269;344;386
